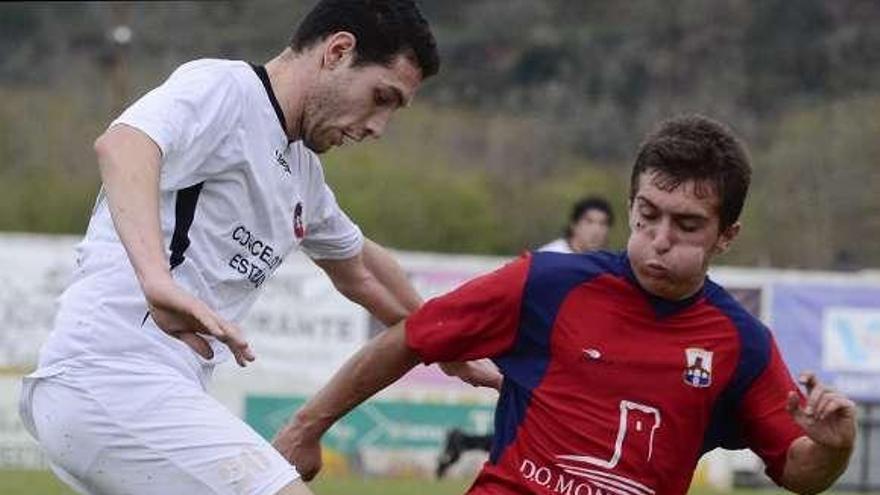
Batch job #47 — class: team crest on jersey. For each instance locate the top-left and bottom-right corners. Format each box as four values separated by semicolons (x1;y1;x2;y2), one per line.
293;202;305;239
683;347;713;388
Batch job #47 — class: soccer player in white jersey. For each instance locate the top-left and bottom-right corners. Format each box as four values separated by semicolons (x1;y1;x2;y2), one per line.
18;1;496;494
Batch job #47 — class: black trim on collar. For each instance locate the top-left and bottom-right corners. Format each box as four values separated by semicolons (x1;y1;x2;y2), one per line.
250;64;288;137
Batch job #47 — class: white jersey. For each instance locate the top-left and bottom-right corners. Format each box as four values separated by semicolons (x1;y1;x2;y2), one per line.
36;59;364;384
538;238;574;253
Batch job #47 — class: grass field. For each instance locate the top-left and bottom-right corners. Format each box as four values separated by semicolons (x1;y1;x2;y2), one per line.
0;470;856;495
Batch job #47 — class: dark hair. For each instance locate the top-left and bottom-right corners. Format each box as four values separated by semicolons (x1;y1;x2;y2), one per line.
629;114;751;230
565;196;614;238
291;0;440;78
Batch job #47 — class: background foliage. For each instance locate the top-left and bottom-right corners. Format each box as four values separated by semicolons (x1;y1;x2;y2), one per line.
1;0;878;268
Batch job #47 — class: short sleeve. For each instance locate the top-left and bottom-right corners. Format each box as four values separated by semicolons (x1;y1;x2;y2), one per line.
405;255;531;364
297;150;363;260
739;338;806;484
300;183;364;260
111;60;243;189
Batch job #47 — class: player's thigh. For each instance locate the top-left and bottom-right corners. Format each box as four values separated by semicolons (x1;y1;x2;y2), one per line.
30;371;298;495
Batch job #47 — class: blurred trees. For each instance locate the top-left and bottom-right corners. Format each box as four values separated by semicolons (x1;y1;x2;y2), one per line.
0;1;878;269
742;96;880;269
322;106;629;254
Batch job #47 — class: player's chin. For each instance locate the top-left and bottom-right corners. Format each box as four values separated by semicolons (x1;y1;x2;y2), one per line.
640;277;682;300
303;135;333;154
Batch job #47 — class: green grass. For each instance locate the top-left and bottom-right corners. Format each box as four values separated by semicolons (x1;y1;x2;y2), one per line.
1;470;74;495
0;470;854;495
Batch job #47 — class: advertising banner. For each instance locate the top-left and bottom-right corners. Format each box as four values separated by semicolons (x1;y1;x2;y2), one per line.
771;283;880;402
0;235;77;372
246;394;494;476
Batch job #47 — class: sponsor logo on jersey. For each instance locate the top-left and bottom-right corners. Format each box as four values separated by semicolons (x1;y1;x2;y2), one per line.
582;348;603;361
520;457;657;495
228;225;283;288
293;202;305;239
274;149;291;174
683;347;713;388
517;400;660;495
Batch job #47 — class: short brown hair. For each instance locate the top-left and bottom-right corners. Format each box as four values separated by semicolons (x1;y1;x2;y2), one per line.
629;115;751;230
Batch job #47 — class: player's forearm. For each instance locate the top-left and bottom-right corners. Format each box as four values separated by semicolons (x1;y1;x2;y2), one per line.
348;278;411;326
95;125;172;294
294;322;420;438
318;253;412;326
780;436;852;494
361;238;423;312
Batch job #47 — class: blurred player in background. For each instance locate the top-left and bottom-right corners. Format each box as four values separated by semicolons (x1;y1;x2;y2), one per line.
539;196;614;253
18;1;495;494
435;195;616;478
276;115;856;494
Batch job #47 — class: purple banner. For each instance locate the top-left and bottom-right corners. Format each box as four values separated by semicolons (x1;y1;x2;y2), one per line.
771;283;880;402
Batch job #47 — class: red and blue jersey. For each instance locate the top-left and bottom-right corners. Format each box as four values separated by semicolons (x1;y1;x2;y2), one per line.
406;251;804;495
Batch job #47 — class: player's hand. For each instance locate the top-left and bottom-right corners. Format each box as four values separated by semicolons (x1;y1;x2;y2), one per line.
143;277;255;367
439;359;503;390
786;372;856;451
273;418;323;481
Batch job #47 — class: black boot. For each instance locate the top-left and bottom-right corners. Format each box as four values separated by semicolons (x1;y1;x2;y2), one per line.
436;428;465;478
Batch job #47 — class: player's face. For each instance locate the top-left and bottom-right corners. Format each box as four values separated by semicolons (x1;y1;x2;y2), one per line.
570;209;610;252
626;171;740;300
302;53;421;154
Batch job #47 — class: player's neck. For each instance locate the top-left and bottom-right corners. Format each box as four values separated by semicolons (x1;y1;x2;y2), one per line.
265;49;313;142
568;238;602;254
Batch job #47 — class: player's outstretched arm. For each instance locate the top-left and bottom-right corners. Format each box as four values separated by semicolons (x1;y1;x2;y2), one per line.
360;238;423;314
95;125;254;366
780;373;856;494
273;321;420;481
314;247;411;323
316;239;503;389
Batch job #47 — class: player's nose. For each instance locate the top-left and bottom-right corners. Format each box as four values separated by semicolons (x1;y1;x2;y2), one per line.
365;110;393;139
651;222;673;253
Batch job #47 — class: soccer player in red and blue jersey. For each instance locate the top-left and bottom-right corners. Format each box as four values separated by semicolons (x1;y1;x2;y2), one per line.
276;115;856;494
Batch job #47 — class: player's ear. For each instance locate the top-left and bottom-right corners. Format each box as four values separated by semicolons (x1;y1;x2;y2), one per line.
714;221;740;255
322;32;356;70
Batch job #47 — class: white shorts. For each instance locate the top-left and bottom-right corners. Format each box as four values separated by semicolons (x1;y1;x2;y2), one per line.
19;360;299;495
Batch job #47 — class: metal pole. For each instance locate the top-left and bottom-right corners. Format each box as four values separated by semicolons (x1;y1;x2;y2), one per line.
109;3;132;116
